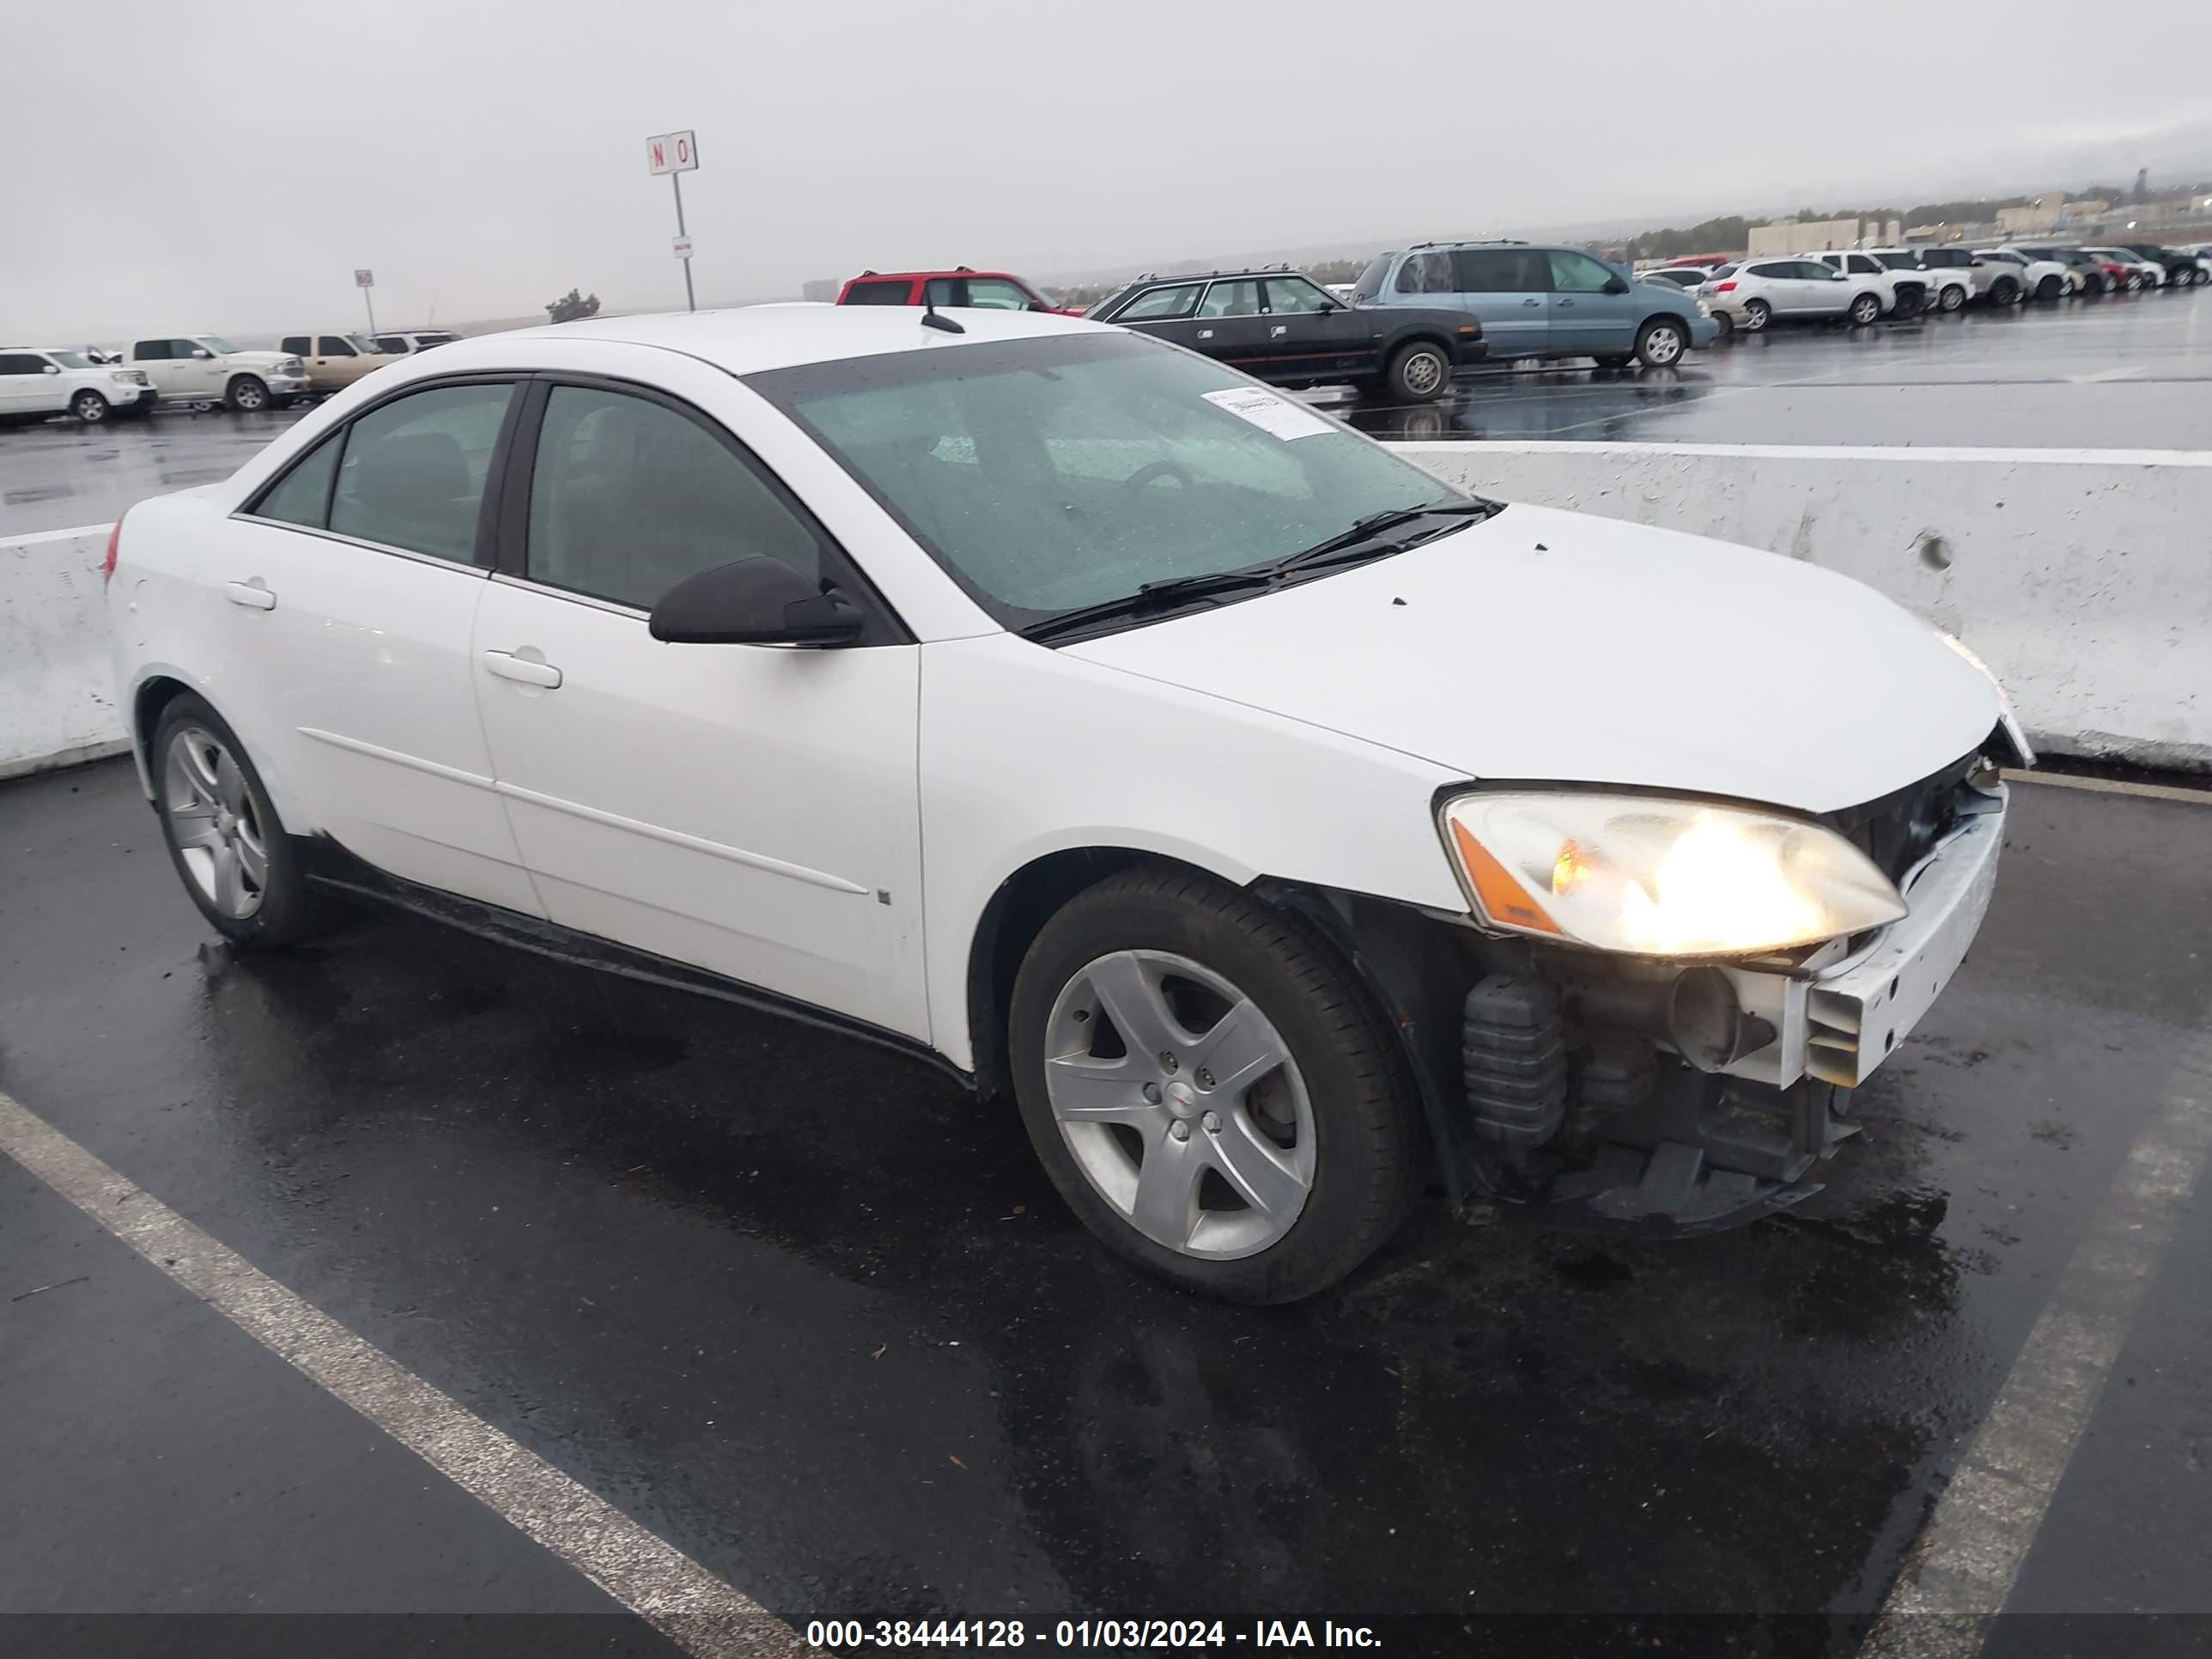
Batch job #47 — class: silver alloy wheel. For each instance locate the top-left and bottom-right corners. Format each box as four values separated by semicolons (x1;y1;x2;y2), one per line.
1042;949;1315;1260
1643;323;1684;365
1941;283;1966;312
1850;295;1881;325
72;392;107;422
232;378;266;410
1401;349;1445;397
162;724;268;920
1742;301;1769;331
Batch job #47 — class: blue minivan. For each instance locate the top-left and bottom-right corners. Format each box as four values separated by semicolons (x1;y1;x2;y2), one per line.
1354;241;1718;368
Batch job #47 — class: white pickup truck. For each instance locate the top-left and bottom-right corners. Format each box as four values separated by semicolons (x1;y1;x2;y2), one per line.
125;336;310;413
1811;250;1925;316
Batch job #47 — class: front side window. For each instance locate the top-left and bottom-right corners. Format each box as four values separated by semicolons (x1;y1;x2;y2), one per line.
280;337;310;356
318;337;358;357
1196;281;1262;319
1847;255;1880;275
748;332;1470;629
947;278;1035;310
172;339;208;359
1110;284;1202;322
1263;277;1335;315
526;385;820;611
1547;250;1616;293
842;280;912;306
1395;251;1455;295
328;382;514;563
375;337;410;353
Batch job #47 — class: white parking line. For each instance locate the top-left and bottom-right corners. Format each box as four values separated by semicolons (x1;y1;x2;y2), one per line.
0;1089;804;1657
1859;1027;2212;1656
2004;769;2211;806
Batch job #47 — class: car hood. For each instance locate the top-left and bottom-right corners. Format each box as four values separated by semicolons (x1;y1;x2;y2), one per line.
1062;505;1999;817
228;350;300;366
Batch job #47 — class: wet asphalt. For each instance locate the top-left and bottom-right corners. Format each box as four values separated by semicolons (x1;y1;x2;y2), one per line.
3;286;2209;539
3;757;2210;1651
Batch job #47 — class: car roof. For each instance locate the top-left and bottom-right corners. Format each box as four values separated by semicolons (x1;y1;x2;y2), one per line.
417;304;1113;378
1117;266;1312;286
846;269;1029;283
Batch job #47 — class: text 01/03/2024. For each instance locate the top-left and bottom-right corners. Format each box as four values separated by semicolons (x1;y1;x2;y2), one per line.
804;1620;1383;1649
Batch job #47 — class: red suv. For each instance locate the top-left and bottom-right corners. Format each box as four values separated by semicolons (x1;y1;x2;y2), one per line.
836;267;1082;314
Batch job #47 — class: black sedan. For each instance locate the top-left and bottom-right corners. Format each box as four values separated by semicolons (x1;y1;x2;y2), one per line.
1088;269;1484;403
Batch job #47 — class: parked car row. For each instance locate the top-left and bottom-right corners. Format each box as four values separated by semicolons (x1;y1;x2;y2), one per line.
0;329;462;428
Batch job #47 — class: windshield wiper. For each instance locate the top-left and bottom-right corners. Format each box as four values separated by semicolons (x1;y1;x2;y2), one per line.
1022;568;1279;643
1274;498;1500;572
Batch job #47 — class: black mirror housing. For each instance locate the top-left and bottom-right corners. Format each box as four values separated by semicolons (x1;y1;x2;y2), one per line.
649;558;863;647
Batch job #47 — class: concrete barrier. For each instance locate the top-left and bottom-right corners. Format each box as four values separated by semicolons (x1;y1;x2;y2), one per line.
2;525;128;781
1392;441;2211;771
3;444;2208;776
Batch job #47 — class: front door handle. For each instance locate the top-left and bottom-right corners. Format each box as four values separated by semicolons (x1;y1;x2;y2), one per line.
225;580;276;610
1558;300;1576;308
481;649;562;689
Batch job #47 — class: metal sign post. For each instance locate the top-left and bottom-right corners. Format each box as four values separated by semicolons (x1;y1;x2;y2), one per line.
646;131;700;312
356;269;377;336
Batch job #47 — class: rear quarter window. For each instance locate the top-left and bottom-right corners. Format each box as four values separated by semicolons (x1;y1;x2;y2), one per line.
842;280;912;306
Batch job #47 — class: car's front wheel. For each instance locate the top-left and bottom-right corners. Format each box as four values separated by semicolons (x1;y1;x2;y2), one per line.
1383;340;1451;403
1938;283;1966;313
1634;317;1687;368
226;374;270;412
1009;866;1423;1304
70;389;110;424
151;694;329;949
1990;276;2020;306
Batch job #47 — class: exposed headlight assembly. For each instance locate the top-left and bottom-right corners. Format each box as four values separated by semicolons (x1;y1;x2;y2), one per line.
1439;792;1906;957
276;356;306;374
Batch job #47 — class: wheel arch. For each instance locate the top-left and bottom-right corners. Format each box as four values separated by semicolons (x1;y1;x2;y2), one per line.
1382;327;1455;363
126;670;315;831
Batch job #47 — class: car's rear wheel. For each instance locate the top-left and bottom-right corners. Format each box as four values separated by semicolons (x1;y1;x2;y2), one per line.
1741;299;1771;332
152;694;328;949
1383;340;1450;403
1848;292;1882;325
1009;866;1424;1304
70;390;110;424
1633;317;1686;368
226;374;270;412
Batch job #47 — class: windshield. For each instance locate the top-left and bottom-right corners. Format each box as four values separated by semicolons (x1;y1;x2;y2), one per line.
1352;255;1390;303
48;350;94;368
348;333;386;352
195;336;240;355
746;332;1475;631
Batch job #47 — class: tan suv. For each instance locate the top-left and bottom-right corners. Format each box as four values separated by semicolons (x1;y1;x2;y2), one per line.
276;332;398;393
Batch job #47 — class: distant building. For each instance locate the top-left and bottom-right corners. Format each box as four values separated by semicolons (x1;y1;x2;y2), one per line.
1746;216;1900;255
800;278;840;304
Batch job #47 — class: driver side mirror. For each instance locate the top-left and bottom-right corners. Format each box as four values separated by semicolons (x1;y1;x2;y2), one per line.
42;364;60;375
191;349;213;360
650;557;862;647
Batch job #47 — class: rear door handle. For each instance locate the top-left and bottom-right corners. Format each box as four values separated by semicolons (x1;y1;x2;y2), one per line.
225;580;276;610
481;649;562;689
1522;298;1541;307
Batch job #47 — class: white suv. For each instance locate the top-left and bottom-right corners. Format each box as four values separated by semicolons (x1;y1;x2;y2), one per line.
1701;258;1886;332
1975;248;2076;303
126;336;309;412
0;347;158;425
1813;251;1923;316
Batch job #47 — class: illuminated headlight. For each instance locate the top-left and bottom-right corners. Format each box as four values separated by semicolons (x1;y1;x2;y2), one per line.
1438;792;1906;957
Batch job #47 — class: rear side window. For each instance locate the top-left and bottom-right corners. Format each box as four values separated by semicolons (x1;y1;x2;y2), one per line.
842;280;911;305
251;433;343;528
1395;251;1455;294
1112;283;1202;322
1454;249;1547;291
329;382;514;564
525;385;821;611
0;354;49;375
134;340;171;361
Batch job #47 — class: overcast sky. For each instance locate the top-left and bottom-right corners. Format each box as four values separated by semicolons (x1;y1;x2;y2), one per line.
7;0;2209;343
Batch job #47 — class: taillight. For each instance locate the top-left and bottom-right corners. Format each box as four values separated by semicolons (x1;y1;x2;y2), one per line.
102;518;122;588
1715;280;1737;293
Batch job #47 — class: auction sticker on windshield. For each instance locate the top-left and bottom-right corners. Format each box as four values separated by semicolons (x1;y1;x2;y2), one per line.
1201;386;1332;441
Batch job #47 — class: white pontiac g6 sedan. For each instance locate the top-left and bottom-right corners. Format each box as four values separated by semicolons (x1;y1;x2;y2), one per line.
106;306;2021;1301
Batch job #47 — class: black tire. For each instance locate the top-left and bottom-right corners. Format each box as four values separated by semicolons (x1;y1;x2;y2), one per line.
2035;274;2062;302
1383;339;1451;403
1632;316;1687;368
149;693;331;950
1938;283;1966;313
1709;308;1735;340
1990;276;2020;306
70;389;111;424
1848;292;1882;325
1008;866;1424;1304
2084;273;2107;297
1741;298;1771;333
225;374;270;413
1590;354;1632;371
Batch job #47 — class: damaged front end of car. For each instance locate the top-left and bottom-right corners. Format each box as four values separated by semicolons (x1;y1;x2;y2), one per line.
1259;743;2013;1237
